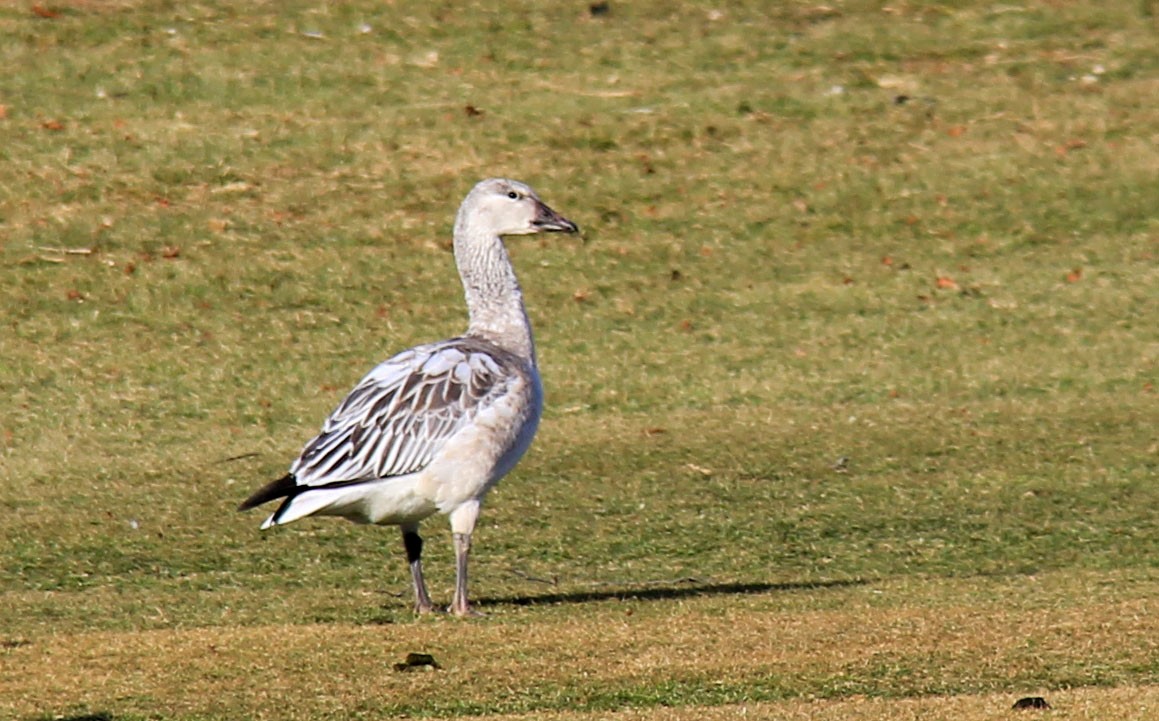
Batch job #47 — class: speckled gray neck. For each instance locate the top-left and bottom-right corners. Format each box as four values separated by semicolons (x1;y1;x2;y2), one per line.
453;203;537;364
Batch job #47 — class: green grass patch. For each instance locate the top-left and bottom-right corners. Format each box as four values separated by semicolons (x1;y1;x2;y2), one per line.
1;1;1157;719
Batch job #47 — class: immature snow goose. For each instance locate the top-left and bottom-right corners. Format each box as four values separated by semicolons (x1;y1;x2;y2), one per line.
239;178;578;616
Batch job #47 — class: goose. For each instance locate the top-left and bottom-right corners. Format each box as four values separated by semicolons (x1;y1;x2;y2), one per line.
238;178;578;616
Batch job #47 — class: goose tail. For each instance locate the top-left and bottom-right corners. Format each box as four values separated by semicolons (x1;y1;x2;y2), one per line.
238;473;297;512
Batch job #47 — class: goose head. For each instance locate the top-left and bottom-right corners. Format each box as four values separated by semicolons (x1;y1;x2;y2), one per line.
457;178;579;238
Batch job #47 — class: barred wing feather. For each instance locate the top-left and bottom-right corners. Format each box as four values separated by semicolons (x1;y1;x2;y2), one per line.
290;339;514;488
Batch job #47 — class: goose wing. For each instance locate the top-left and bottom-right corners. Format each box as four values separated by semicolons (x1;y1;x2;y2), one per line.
289;338;517;489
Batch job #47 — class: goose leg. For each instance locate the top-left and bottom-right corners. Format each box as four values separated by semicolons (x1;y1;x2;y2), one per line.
401;525;435;613
449;501;482;617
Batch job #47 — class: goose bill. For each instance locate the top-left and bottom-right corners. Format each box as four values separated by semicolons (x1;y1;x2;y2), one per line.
532;201;579;233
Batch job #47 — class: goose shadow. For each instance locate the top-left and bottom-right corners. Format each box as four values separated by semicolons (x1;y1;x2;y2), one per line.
476;577;869;608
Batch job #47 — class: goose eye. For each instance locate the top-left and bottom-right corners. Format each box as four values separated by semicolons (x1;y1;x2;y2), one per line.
506;191;519;199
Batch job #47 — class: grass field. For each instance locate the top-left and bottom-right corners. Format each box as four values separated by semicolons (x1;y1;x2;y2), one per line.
1;1;1157;719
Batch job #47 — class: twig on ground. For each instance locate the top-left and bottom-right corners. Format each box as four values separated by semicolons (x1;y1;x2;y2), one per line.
37;246;94;255
508;568;559;586
214;452;262;464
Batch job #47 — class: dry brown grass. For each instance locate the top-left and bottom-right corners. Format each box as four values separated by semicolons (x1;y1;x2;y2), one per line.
4;569;1156;719
430;686;1159;721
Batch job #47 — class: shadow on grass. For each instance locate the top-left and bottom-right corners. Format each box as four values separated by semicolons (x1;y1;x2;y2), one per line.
479;577;869;608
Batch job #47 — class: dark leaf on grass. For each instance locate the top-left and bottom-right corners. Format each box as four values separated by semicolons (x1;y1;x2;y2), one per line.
1012;696;1051;710
393;652;441;671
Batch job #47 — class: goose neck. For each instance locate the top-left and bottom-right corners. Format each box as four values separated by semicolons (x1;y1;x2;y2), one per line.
454;226;536;362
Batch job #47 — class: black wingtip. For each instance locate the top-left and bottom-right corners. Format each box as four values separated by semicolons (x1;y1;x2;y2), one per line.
237;473;297;512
